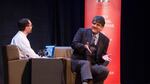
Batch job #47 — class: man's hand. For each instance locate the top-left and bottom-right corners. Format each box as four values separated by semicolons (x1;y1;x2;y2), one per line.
102;54;111;61
84;42;92;54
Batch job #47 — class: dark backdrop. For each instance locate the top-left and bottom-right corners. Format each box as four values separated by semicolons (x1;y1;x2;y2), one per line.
0;0;149;84
0;0;84;84
121;0;149;84
0;0;84;51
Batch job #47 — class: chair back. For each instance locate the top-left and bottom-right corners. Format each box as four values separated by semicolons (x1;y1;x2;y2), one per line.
5;45;20;61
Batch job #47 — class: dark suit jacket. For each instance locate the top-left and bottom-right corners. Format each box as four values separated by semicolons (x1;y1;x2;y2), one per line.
71;28;109;65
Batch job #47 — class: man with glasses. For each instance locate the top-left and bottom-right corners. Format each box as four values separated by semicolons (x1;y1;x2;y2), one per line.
71;16;111;84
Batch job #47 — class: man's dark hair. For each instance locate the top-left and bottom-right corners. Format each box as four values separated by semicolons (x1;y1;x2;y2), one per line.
92;16;105;27
17;18;30;31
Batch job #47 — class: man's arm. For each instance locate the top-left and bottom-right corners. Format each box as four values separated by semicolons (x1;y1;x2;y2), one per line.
71;28;86;53
11;37;40;58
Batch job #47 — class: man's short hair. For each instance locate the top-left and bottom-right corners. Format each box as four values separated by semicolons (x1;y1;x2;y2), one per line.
92;16;105;27
17;18;30;31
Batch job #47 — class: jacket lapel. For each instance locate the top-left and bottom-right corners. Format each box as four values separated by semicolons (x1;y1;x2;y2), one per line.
84;29;93;44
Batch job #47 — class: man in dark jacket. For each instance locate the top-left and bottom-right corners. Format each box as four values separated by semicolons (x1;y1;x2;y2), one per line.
71;16;111;84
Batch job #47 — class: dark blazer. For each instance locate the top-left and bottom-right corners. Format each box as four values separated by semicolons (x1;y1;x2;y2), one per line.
71;28;109;65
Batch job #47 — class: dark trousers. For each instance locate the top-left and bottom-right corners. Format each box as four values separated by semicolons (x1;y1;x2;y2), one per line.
71;60;109;84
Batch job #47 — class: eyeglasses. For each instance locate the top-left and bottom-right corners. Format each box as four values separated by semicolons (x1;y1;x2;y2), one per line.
92;22;103;28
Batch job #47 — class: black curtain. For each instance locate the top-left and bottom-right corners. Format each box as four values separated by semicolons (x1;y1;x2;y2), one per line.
48;0;84;46
0;0;84;84
0;0;84;51
121;0;149;84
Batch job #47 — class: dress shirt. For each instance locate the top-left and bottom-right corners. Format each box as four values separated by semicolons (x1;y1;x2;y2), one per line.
11;31;41;59
92;33;99;45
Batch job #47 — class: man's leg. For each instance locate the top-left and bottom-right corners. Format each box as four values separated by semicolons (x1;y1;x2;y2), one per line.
79;60;93;81
72;60;93;84
91;64;109;84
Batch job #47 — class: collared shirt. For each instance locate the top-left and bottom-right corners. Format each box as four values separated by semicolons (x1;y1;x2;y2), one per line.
11;31;41;59
92;33;99;45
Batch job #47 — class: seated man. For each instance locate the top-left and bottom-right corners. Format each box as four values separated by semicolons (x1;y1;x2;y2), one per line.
11;18;43;59
71;16;111;84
